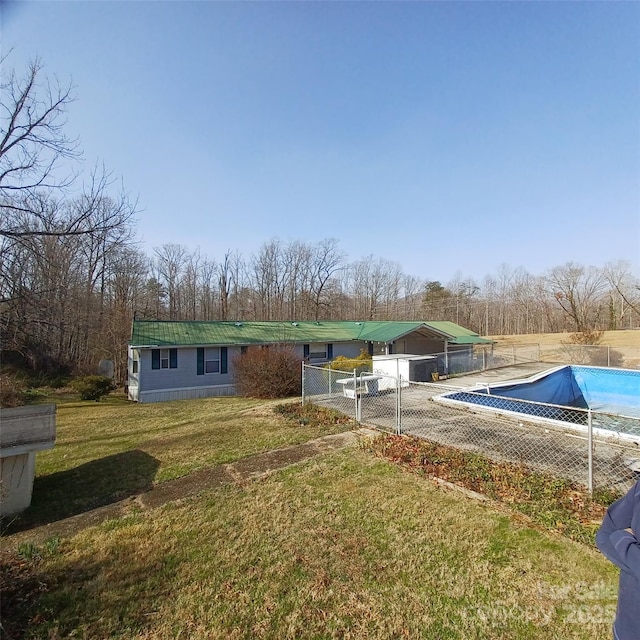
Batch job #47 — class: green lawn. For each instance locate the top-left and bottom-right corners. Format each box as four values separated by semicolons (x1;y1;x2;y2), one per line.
2;396;620;639
14;395;352;527
37;396;349;480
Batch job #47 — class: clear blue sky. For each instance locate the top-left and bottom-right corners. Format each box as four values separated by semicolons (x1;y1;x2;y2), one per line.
3;1;639;283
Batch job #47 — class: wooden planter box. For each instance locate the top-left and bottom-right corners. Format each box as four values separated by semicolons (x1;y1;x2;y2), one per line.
0;404;56;517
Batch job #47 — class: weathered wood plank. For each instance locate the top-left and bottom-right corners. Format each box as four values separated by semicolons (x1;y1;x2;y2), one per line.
0;404;56;451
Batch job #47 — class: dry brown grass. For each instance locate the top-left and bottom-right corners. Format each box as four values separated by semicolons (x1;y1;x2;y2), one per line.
489;329;640;349
489;329;640;368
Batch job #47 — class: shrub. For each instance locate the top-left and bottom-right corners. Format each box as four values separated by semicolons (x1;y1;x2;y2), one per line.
233;345;302;399
22;388;49;404
48;374;73;389
563;330;624;367
274;402;355;428
71;375;116;401
326;349;372;374
568;329;604;345
0;373;27;408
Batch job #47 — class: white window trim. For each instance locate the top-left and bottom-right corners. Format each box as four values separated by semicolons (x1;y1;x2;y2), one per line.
309;343;327;360
204;347;221;374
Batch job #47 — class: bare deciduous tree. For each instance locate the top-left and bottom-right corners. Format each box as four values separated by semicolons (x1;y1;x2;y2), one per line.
1;57;136;242
605;260;640;326
547;262;609;333
153;244;189;320
0;56;78;200
308;238;346;321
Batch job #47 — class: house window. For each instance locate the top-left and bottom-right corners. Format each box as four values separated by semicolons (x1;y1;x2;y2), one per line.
308;343;327;360
197;347;228;375
205;348;220;373
132;359;139;374
152;348;177;370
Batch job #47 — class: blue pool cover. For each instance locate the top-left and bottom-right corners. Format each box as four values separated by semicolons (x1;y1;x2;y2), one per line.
442;366;640;424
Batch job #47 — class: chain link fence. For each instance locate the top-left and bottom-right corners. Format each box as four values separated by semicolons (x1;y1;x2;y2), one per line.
487;343;640;370
367;343;639;383
302;363;640;495
325;344;640;389
436;343;640;378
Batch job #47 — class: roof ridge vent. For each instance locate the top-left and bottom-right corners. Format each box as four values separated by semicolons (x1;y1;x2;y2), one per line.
235;321;243;327
291;322;298;326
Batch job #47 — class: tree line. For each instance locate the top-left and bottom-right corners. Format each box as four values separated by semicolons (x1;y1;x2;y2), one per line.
2;58;639;382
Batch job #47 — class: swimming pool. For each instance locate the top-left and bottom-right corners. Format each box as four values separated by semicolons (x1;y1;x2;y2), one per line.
436;365;640;439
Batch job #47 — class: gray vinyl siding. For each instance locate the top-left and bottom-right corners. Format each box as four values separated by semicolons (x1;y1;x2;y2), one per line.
137;384;236;403
129;336;446;403
329;343;365;359
136;343;362;395
138;347;237;393
293;342;362;362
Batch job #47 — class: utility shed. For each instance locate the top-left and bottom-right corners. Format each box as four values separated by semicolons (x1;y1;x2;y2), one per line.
373;354;438;391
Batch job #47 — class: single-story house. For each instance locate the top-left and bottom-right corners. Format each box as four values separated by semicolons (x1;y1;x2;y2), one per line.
127;320;493;403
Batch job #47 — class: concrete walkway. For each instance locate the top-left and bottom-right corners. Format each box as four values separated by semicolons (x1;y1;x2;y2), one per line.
3;428;378;546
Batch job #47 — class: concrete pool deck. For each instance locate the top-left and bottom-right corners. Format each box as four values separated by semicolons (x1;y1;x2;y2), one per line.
309;360;640;493
444;362;560;387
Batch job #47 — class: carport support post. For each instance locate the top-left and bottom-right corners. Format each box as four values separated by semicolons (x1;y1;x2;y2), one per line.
587;409;594;494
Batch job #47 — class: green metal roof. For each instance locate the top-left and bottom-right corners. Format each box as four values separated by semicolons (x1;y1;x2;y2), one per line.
356;322;426;343
130;320;493;348
423;321;489;342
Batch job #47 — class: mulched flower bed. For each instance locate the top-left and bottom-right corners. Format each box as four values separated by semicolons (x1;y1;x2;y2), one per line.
364;433;618;546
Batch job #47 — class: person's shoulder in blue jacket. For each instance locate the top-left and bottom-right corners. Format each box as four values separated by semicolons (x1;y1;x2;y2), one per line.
596;480;640;640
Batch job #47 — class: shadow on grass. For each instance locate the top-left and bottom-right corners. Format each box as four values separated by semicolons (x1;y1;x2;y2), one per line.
1;527;177;639
2;449;160;534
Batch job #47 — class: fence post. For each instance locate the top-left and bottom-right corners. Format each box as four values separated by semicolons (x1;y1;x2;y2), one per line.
301;362;306;406
328;361;332;395
587;409;594;494
354;369;359;422
396;374;402;435
607;346;610;368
